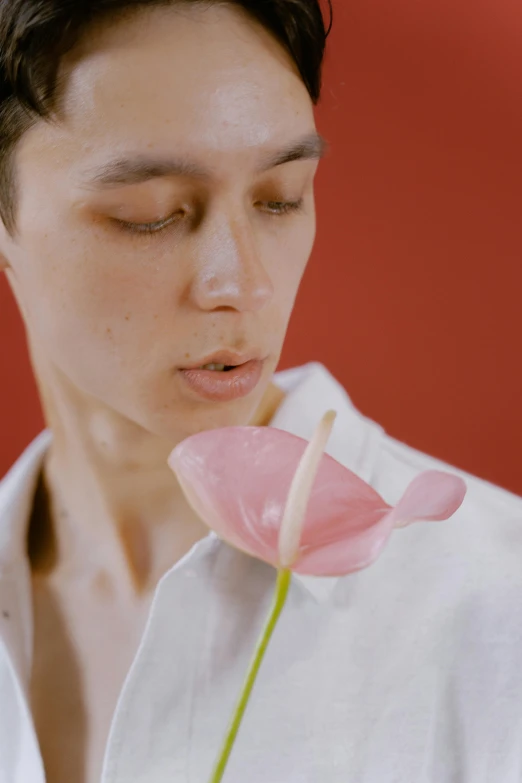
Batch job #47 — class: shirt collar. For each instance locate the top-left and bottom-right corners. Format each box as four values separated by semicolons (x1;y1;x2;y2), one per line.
0;363;384;604
0;430;52;571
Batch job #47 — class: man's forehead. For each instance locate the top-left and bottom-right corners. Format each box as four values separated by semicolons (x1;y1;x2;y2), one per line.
18;4;319;184
59;3;306;114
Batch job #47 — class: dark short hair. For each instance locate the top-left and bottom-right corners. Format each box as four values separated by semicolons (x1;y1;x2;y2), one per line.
0;0;332;234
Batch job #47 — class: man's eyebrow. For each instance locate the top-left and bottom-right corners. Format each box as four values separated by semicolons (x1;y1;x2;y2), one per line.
80;157;210;188
259;132;328;170
79;133;327;189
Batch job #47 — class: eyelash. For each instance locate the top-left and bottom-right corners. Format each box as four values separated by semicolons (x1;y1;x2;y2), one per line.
262;199;304;216
114;199;304;236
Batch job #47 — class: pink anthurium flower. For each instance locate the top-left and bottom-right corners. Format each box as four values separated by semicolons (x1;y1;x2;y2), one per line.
168;413;466;577
168;410;467;783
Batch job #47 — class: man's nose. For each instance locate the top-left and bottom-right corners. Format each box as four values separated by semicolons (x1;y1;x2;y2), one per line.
188;212;274;313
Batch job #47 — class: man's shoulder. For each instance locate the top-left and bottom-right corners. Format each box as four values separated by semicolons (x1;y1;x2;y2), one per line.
283;362;522;520
367;428;522;598
377;429;522;518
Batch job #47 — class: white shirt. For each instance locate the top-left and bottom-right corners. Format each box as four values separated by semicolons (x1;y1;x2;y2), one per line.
1;361;522;783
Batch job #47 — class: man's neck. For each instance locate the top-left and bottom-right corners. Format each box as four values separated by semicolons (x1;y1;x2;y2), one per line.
29;377;286;595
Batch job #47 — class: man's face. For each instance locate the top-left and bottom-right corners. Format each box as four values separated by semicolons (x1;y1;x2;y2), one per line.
1;4;321;440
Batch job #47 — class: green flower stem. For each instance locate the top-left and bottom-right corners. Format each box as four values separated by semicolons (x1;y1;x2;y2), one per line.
208;567;292;783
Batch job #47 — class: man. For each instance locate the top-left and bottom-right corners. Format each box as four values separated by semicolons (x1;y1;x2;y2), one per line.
1;1;521;782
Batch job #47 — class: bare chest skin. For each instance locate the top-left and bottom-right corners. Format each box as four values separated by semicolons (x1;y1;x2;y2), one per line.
30;575;151;783
27;474;154;783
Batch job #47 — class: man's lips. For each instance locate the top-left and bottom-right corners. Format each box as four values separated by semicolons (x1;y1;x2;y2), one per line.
179;350;263;370
178;358;266;401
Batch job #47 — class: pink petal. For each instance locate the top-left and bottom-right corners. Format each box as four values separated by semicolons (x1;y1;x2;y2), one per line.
169;426;392;573
293;507;396;576
387;470;467;528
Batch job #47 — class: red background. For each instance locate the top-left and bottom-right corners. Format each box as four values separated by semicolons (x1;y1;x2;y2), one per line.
1;0;521;493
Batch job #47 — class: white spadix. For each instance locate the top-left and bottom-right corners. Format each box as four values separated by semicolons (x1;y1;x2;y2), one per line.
277;409;337;568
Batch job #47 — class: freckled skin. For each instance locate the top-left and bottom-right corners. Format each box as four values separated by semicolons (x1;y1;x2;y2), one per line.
0;6;320;783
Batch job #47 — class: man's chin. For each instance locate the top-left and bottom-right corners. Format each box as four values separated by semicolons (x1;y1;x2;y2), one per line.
141;387;273;444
